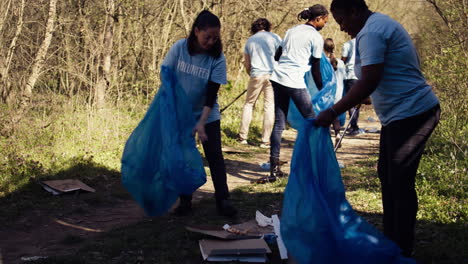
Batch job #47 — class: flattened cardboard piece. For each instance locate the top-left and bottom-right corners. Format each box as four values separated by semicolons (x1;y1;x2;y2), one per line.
186;224;262;240
40;179;96;195
222;146;248;154
231;220;274;235
199;238;271;262
186;220;273;240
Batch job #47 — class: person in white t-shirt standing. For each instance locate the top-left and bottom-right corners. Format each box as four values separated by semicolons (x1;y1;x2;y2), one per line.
238;18;282;148
317;0;440;257
255;5;329;184
341;38;361;135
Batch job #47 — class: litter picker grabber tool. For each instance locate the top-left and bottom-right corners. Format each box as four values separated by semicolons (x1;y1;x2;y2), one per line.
220;89;247;113
334;104;362;152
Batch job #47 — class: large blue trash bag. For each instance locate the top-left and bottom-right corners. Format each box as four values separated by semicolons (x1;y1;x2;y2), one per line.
288;54;337;129
280;119;415;264
121;66;207;216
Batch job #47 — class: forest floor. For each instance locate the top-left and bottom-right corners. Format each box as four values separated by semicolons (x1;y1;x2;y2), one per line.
0;107;412;263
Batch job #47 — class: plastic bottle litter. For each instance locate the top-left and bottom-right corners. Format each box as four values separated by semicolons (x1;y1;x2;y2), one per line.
260;162;270;170
338;161;345;169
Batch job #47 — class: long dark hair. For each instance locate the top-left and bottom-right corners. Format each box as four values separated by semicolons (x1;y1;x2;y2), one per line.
187;10;222;58
251;18;271;34
330;0;369;13
297;4;329;21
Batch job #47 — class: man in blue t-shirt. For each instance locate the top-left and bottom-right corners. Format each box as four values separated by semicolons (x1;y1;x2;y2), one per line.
317;0;440;258
238;18;281;148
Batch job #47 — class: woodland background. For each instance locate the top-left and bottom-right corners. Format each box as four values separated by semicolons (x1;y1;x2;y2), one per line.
0;0;466;261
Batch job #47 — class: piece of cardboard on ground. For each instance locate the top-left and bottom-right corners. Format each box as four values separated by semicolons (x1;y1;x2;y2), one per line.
186;220;273;240
40;179;96;195
222;146;248;154
199;238;271;263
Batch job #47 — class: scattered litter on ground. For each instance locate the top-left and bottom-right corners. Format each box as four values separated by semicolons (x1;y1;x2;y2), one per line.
40;179;95;195
20;256;48;262
186;210;286;262
338;161;345;169
199;238;271;262
259;162;270;170
255;210;273;227
367;116;377;122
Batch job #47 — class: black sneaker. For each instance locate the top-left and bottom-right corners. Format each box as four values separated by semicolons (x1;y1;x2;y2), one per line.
251;175;277;184
217;199;238;217
346;128;360;136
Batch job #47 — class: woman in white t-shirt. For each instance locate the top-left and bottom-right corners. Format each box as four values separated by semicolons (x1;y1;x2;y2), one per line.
255;4;329;184
317;0;440;257
160;10;237;217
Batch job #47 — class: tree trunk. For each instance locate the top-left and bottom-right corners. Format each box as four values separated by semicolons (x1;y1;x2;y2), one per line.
20;0;57;108
0;0;25;104
94;0;116;109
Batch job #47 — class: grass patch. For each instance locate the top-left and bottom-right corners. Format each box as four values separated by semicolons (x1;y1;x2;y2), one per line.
0;82;466;263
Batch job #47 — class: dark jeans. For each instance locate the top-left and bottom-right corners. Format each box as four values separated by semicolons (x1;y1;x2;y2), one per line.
378;105;440;256
344;79;359;130
181;120;229;202
270;80;315;159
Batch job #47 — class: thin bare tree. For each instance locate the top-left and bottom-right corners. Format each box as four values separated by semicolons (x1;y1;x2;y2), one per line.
21;0;58;108
94;0;116;109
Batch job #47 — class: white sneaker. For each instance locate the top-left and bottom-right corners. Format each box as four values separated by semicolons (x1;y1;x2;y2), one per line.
259;143;270;149
238;139;248;145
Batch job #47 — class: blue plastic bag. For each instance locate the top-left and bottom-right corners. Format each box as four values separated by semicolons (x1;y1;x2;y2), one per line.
121;66;206;216
280;119;415;264
288;54;337;129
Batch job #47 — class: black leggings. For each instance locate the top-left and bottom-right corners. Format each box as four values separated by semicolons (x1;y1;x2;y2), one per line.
181;120;229;202
378;105;440;255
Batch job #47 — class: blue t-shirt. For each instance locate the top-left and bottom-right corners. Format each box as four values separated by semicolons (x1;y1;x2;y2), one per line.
162;39;227;123
244;31;282;77
355;13;439;125
270;24;324;89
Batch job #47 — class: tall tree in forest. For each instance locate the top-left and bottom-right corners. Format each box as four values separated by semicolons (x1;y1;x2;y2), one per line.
94;0;117;109
0;0;25;104
20;0;58;109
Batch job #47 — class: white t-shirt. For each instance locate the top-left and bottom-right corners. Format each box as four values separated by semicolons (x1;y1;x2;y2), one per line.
270;24;324;89
335;59;346;103
244;31;282;77
341;39;357;80
355;13;439;125
162;39;227;123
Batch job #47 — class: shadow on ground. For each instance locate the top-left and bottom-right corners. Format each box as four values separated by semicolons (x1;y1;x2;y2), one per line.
0;159;466;264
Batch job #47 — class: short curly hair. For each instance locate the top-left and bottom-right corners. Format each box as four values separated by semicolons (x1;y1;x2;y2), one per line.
330;0;369;13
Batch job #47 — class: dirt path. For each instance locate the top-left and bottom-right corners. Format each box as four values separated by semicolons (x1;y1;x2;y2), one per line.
0;107;380;263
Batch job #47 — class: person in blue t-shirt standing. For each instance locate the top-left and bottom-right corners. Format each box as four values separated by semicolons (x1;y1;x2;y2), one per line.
254;5;329;184
341;38;361;135
238;18;281;148
316;0;440;257
161;10;237;217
